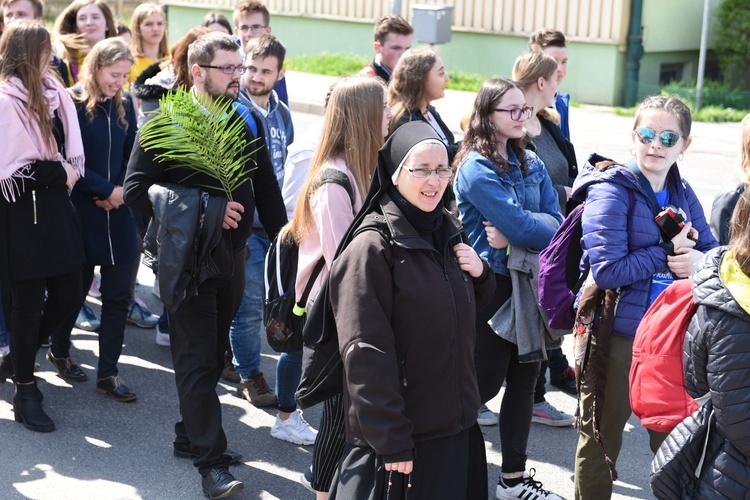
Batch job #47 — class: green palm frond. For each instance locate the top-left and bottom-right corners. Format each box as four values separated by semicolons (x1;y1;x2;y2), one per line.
138;87;260;201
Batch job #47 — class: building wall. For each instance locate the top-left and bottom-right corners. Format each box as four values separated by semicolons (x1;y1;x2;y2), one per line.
165;0;717;106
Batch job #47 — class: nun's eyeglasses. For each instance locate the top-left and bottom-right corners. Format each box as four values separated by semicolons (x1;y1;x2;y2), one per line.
406;167;455;179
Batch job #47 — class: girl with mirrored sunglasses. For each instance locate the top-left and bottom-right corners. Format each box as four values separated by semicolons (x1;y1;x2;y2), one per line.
570;95;718;499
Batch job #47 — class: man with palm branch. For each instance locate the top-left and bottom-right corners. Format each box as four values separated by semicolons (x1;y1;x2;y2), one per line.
124;32;286;499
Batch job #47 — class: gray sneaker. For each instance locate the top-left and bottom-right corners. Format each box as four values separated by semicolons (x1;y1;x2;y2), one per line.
477;404;497;426
126;301;159;328
531;401;575;427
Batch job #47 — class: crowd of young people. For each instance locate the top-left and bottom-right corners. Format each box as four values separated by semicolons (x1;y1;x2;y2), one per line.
1;1;747;499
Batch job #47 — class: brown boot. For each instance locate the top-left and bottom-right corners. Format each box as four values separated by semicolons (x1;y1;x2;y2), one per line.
237;372;275;407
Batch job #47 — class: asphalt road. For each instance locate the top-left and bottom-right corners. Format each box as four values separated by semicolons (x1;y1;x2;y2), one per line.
0;105;741;499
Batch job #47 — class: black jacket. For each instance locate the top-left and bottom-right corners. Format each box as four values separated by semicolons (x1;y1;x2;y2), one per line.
709;178;745;245
123;104;287;252
682;247;750;497
392;107;458;164
70;90;137;266
330;194;495;462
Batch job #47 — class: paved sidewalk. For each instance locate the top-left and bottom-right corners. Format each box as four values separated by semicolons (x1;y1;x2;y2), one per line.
0;71;742;500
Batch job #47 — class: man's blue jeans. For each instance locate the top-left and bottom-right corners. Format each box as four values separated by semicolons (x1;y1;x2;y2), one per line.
228;233;267;379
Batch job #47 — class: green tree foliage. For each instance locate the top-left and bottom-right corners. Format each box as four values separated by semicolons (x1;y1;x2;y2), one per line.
714;0;750;90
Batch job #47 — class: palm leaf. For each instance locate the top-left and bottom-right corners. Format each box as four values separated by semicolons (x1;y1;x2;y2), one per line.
138;87;260;201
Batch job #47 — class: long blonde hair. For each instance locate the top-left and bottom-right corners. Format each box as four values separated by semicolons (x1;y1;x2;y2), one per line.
0;21;56;152
740;113;750;184
130;3;168;59
74;38;133;128
288;76;386;243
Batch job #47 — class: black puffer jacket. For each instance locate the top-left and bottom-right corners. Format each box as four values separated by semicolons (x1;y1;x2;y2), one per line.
682;246;750;498
330;194;495;462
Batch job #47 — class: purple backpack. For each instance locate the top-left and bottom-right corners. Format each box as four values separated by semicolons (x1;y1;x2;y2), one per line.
538;191;633;330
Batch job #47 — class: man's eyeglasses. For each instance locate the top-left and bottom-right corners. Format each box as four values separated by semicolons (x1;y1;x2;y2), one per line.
238;24;267;34
200;64;247;75
494;106;533;121
635;127;683;148
406;167;454;179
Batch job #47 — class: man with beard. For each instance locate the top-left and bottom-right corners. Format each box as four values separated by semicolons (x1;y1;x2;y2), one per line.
229;34;298;418
124;32;286;499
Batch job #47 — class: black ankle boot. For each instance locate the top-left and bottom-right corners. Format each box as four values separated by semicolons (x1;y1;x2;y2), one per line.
13;382;55;433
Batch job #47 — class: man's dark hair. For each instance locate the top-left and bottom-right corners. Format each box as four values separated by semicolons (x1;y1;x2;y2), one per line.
374;14;413;44
187;32;239;69
245;33;286;69
233;0;269;27
528;28;566;50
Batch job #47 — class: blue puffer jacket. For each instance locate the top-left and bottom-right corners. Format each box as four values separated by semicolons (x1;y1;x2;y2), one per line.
571;154;717;338
455;148;563;276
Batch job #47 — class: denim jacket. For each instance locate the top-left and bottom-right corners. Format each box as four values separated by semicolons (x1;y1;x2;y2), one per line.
454;148;563;275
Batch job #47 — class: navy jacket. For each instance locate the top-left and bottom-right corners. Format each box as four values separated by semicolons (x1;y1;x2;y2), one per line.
70;90;138;266
572;154;717;338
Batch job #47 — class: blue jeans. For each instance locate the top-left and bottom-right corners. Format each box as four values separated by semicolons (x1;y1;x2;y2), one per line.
228;232;267;379
275;349;302;413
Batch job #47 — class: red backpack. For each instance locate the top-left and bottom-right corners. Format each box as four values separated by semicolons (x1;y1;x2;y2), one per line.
629;278;699;433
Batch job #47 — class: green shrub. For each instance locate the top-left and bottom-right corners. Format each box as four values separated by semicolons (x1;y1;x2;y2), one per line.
714;0;750;90
285;53;489;92
661;80;750;110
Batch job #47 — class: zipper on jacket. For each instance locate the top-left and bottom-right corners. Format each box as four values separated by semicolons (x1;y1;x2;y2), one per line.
32;189;37;224
100;101;116;265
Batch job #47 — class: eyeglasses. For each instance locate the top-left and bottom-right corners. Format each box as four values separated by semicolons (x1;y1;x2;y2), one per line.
406;167;454;179
238;24;267;34
200;64;247;75
494;106;533;121
635;127;683;148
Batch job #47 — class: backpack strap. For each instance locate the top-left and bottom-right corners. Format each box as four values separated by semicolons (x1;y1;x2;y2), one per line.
294;169;356;315
626;160;661;217
317;168;355;206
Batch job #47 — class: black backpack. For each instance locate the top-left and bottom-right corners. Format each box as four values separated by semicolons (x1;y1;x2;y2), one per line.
263;169;353;353
295;217;390;409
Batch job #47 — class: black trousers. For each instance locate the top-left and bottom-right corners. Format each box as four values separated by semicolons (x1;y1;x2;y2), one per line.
534;347;571;403
330;424;487;500
474;273;540;474
82;261;133;379
311;393;347;492
168;252;245;476
9;271;81;383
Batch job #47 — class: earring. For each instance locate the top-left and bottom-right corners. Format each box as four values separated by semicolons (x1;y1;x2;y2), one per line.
630;148;636;157
678;153;684;161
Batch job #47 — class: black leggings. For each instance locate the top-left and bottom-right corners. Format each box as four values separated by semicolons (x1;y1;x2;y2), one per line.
474;273;540;474
9;271;82;383
311;393;347;492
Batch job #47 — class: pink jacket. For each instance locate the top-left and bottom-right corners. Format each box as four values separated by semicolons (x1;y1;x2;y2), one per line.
295;157;363;305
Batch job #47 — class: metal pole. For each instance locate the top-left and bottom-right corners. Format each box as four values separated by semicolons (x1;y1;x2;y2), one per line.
391;0;402;15
695;0;712;111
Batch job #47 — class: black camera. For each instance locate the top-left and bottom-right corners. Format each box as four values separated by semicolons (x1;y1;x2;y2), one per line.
655;205;687;240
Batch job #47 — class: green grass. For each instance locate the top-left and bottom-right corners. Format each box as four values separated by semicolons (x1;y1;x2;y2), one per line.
285;52;489;93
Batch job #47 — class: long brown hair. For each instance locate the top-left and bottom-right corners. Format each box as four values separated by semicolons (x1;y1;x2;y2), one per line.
53;0;116;62
730;188;750;275
388;47;438;133
163;26;210;90
288;76;386;243
0;21;56;152
454;78;528;173
75;38;133;128
130;3;168;60
739;113;750;184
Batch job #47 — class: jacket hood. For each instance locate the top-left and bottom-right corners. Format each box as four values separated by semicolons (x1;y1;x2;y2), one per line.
693;246;750;320
238;83;280;114
572;152;683;205
130;62;174;100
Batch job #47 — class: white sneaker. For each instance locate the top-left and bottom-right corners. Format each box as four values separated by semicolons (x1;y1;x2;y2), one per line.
155;325;170;347
270;410;318;445
496;469;561;500
477;404;497;426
